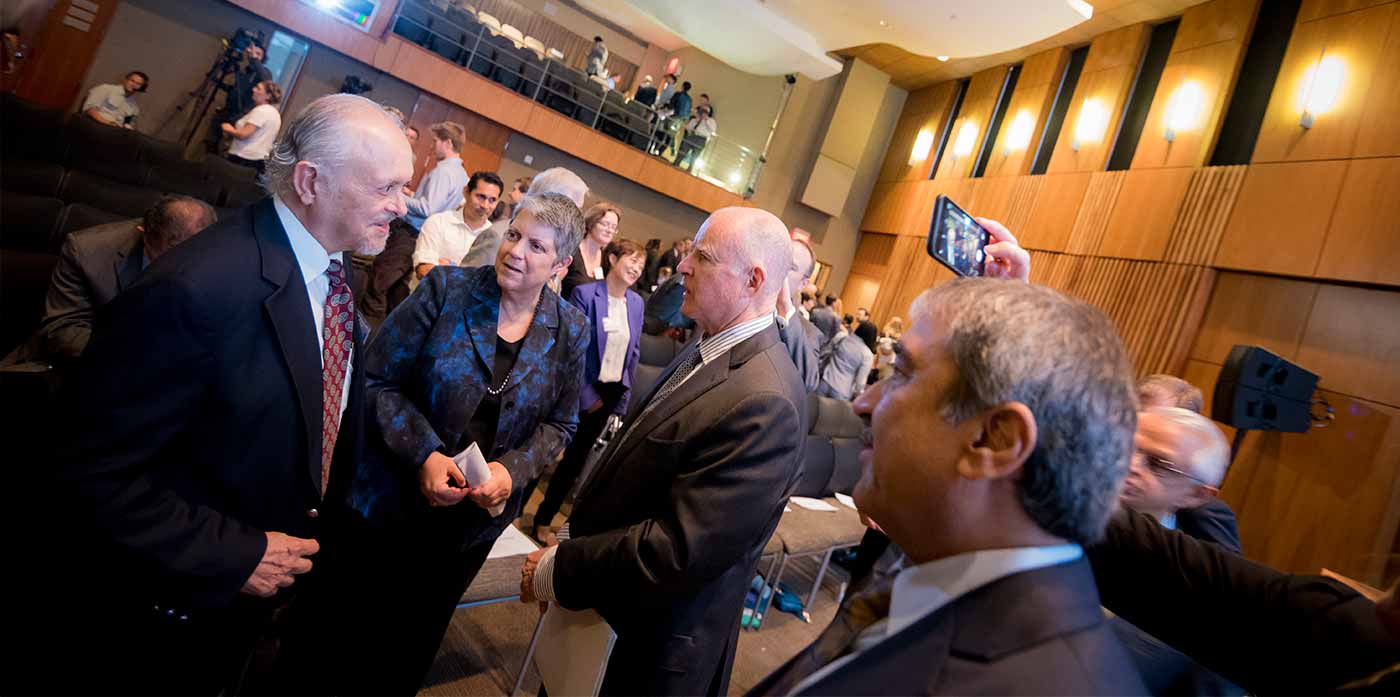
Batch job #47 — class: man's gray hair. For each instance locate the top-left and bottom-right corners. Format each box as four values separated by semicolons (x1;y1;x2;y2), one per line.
915;278;1138;545
527;166;588;207
1143;406;1230;487
1138;374;1205;414
511;192;585;263
262;93;388;197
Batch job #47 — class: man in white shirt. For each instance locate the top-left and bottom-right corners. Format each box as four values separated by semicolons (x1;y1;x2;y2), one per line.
413;170;501;279
674;105;716;171
81;71;147;129
749;238;1147;694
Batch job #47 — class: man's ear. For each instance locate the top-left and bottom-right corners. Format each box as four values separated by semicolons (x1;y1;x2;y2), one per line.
749;264;766;293
1181;484;1219;509
290;161;319;206
956;402;1037;481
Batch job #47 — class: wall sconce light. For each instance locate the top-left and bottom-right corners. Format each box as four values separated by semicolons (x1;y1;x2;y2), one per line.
1071;97;1107;151
1164;80;1203;142
951;121;979;159
1297;53;1345;129
1003;110;1035;154
909;129;935;165
729;170;743;185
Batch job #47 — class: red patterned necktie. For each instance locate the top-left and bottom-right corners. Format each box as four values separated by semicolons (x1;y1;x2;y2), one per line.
320;259;353;496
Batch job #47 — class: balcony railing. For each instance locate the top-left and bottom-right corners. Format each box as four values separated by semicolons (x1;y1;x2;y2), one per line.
393;0;764;197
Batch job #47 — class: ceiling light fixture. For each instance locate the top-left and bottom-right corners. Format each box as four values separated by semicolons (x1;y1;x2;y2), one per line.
1071;97;1107;151
1066;0;1094;20
1164;80;1203;142
936;55;950;62
1003;110;1035;154
909;129;935;165
1297;53;1345;128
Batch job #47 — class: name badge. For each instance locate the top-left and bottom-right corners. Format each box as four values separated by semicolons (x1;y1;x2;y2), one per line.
593;267;604;280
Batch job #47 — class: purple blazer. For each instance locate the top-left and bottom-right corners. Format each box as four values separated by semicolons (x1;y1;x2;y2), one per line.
569;280;644;416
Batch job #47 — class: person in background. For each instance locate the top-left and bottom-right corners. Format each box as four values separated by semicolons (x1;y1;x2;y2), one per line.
637;237;663;293
632;74;657;107
777;235;822;391
405;124;419;146
817;319;872;401
656;265;673;286
402;121;469;229
412;171;502;280
534;237;646;544
799;292;816;318
461;166;587;268
222;80;283;174
651;81;692;156
586;35;609;77
2;196;217;366
1120;406;1233;545
309;193;589;694
657;237;687;273
563;203;619;297
809;294;840;343
81;70;146;129
674;104;716;171
231;43;273;119
656;73;678;109
873;316;902;382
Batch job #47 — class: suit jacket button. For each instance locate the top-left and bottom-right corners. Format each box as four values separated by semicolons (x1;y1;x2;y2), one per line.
307;508;320;519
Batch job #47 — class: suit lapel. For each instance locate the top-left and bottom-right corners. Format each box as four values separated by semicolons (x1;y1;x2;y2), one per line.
255;199;324;497
464;271;502;376
590;283;607;366
114;235;143;292
503;286;559;392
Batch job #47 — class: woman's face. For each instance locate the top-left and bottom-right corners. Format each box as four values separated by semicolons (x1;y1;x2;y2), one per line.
496;209;568;294
608;250;645;287
589;211;618;247
252;83;268;105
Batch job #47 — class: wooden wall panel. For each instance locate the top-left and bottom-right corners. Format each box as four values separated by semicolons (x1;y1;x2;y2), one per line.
1082;21;1154;73
1164;165;1248;265
1173;0;1261;53
984;79;1059;177
15;0;120;109
1253;2;1395;163
1099;167;1195;260
1065;171;1127;255
933;67;1008;181
878;82;958;183
1190;272;1319;364
1355;6;1400;157
1132;39;1250;169
1213;159;1347;276
1295;283;1400;406
1298;0;1395;23
1021;172;1092;252
967;175;1042;234
1316;157;1400;286
1047;64;1141;173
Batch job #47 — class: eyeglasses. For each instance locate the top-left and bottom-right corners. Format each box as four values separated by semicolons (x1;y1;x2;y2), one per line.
1134;451;1215;488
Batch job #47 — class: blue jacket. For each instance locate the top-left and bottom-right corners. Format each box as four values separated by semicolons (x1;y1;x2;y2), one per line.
569;281;644;416
348;265;588;546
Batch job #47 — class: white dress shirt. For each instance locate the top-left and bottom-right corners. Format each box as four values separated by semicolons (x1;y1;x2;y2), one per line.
413;208;493;268
598;294;630;383
273;196;351;416
792;544;1084;693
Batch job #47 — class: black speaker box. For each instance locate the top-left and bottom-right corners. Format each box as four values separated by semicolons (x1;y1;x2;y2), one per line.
1212;345;1318;432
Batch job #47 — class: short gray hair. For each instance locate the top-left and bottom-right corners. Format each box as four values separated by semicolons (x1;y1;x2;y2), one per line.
1138;374;1205;414
511;192;585;263
916;279;1138;545
1142;406;1230;487
263;93;388;197
527;167;588;207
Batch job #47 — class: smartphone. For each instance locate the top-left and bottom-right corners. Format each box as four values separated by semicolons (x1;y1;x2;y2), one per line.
926;195;990;277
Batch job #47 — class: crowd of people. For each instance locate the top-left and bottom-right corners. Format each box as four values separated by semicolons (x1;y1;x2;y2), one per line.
9;82;1398;697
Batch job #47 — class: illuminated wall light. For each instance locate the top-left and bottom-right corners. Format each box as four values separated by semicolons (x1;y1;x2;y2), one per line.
729;170;743;185
1071;97;1107;151
1066;0;1094;20
316;0;341;7
951;121;979;159
1002;110;1035;154
1296;53;1345;128
1163;80;1204;142
908;129;935;165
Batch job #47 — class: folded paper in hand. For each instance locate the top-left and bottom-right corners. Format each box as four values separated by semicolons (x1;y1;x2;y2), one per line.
534;604;616;697
453;442;505;516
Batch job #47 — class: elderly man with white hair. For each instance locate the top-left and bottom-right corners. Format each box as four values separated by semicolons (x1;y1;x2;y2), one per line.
1120;406;1231;532
51;93;413;694
460;165;588;267
520;206;806;696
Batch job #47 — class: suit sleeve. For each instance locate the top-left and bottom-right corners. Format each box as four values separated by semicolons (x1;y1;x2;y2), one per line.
1089;509;1400;694
851;350;872;396
460;227;500;267
366;267;450;470
552;388;802;609
38;235;98;360
569;286;601;412
497;313;587;487
57;271;266;605
777;312;821;392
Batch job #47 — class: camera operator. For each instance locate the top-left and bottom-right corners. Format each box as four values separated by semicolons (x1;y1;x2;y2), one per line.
230;43;272;121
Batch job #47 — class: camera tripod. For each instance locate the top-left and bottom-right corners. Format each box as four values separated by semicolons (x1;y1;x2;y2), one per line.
155;44;243;150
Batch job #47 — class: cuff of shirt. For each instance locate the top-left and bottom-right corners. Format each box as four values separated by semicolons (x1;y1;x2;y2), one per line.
533;544;559;604
556;522;571;542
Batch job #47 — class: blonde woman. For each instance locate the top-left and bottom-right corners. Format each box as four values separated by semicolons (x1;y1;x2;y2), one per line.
875;316;903;381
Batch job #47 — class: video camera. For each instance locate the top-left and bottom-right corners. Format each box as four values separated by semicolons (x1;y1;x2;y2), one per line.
225;27;265;62
339;75;374;96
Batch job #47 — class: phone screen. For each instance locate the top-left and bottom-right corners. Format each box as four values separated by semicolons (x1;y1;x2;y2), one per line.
928;196;989;277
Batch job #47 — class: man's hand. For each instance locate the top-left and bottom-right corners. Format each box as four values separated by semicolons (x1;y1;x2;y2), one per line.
240;531;319;598
521;546;551;610
419;451;469;507
859;510;884;534
466;461;512;511
976;217;1031;282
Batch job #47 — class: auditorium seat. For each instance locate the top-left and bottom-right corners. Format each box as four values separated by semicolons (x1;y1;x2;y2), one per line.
638;333;682;366
1;93;66;164
56;203;127;238
204;153;257;184
0;192;64;253
58;170;163;218
2;161;66;198
64;116;147;186
488;33;525;92
0;250;59;357
393;1;434;47
135;133;187;169
146;160;221;205
220;177;266;209
538;67;576;116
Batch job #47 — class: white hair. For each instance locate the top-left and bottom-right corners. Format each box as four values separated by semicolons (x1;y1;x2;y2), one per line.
1142;406;1231;487
528;167;588;207
262;93;396;197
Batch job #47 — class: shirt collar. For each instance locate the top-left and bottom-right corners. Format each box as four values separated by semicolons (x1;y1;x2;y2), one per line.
696;313;773;365
886;544;1083;637
273;195;332;285
1160;511;1177;530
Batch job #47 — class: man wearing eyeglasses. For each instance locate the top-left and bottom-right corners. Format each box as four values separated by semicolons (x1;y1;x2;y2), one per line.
1120;406;1231;536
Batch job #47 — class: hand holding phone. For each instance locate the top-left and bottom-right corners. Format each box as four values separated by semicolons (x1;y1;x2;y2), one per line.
926;195;990;277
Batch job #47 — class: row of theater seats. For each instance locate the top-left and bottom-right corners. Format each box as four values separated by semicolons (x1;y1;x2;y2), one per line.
394;0;657;151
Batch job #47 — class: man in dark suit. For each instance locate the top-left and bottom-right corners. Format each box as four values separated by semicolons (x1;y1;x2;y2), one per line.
809;295;840;343
521;206;806;696
751;275;1145;695
642;271;693;336
2;195;215;365
777;235;821;391
47;94;414;694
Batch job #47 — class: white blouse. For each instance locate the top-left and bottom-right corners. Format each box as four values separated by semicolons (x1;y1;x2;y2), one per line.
598;294;630;383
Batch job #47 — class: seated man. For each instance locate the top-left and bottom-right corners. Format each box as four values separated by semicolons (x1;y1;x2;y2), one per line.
81;70;147;129
4;195;216;364
1121;406;1232;544
412;170;501;279
751;278;1146;696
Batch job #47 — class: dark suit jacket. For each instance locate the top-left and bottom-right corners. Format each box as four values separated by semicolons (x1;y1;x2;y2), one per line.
808;305;839;343
778;311;821;392
1176;497;1242;554
569;280;644;416
643;274;692;334
1090;509;1400;694
750;558;1146;695
554;324;806;696
347;265;588;547
562;251;604;299
9;219;144;363
57;198;368;612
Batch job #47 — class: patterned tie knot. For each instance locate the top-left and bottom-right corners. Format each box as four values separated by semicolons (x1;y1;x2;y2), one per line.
327;258;345;284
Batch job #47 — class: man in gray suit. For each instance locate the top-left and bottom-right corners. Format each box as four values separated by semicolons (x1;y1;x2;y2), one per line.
809;295;840;343
777;235;821;391
3;195;215;364
817;329;873;401
521;206;805;696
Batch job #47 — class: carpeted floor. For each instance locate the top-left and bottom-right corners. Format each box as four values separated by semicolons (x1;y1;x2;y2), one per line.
416;485;845;696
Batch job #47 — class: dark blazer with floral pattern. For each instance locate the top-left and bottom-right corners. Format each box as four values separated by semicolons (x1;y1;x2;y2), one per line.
346;264;588;547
